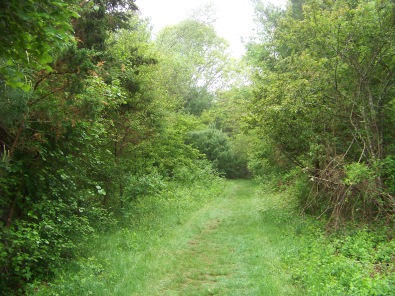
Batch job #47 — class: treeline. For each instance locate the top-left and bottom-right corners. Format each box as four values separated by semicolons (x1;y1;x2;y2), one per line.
0;1;249;293
246;0;395;225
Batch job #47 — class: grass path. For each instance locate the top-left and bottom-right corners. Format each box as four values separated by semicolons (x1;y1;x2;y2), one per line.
129;180;301;295
33;179;395;296
33;180;302;295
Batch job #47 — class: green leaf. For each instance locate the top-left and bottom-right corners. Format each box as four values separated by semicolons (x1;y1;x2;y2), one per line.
70;11;80;18
38;53;53;64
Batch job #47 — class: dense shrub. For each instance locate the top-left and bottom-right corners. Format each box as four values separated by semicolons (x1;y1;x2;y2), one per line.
287;222;395;295
186;128;249;179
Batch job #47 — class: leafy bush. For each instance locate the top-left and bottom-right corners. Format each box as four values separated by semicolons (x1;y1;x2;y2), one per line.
0;197;104;295
287;222;395;295
343;163;375;187
0;146;115;294
172;160;219;186
123;171;167;201
186;128;249;178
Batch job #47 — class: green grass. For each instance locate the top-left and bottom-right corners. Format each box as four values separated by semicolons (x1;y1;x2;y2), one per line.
28;179;395;295
29;180;301;295
135;179;301;295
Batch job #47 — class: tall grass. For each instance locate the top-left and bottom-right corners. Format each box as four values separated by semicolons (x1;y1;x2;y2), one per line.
27;176;224;295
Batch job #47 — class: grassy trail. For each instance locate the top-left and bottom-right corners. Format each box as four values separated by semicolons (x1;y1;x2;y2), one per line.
128;180;301;295
31;179;395;295
34;180;302;295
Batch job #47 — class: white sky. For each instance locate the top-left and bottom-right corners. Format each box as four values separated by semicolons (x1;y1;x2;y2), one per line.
136;0;287;58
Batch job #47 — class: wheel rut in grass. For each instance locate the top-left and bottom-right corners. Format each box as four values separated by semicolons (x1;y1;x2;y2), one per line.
156;200;237;295
182;219;234;288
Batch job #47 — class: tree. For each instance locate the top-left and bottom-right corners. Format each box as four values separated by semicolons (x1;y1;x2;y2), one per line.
0;0;79;91
0;2;149;292
200;85;252;178
155;15;234;116
73;0;137;51
156;19;230;90
247;0;395;223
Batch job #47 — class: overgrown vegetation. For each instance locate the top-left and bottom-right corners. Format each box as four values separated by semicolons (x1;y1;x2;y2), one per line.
2;0;395;294
0;1;247;293
257;184;395;296
289;223;395;295
246;0;395;225
26;170;222;295
244;2;395;293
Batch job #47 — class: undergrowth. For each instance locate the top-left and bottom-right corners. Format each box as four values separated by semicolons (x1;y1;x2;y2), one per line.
260;182;395;296
287;220;395;295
